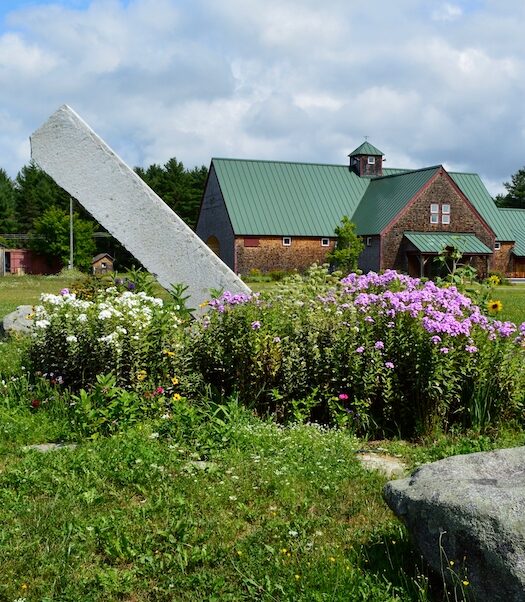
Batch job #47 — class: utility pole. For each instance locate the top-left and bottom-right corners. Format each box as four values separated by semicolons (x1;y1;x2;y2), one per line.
69;197;74;270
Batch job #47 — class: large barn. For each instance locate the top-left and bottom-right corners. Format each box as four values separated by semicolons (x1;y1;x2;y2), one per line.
196;142;525;277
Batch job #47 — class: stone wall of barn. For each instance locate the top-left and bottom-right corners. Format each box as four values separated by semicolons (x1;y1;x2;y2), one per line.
491;243;515;275
235;236;335;275
381;169;495;276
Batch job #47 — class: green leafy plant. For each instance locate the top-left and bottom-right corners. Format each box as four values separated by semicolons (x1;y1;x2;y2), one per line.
186;266;525;438
69;373;170;438
326;215;364;274
25;287;184;390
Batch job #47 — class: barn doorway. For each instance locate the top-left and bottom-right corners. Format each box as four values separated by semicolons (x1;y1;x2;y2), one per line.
206;236;220;256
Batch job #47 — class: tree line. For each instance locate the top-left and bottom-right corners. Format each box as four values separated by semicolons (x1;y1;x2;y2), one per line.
0;159;208;271
495;167;525;208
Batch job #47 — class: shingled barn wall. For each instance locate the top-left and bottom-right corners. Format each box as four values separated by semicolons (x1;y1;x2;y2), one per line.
381;170;495;275
235;236;334;275
491;243;514;275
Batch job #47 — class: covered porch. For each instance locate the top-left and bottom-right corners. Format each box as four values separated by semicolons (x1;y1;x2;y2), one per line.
404;231;492;279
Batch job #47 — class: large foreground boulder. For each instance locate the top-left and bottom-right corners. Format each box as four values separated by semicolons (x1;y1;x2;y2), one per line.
384;446;525;602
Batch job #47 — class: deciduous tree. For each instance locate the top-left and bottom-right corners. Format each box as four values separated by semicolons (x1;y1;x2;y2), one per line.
326;216;364;274
30;206;96;271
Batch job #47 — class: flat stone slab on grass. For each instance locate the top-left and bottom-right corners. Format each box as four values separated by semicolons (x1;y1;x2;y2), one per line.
384;446;525;602
30;105;251;311
356;451;407;479
2;305;34;335
23;443;77;453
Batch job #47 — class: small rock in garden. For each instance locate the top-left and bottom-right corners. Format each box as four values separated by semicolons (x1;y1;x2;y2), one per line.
383;446;525;602
356;451;407;479
23;443;77;453
2;305;34;335
184;460;218;472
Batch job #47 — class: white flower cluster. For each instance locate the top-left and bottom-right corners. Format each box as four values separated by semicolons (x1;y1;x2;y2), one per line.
31;288;182;373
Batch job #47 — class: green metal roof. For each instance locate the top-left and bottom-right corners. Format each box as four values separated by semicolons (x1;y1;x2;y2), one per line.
349;141;384;157
450;172;512;240
211;157;509;244
212;158;369;236
497;209;525;256
352;167;439;235
404;231;492;254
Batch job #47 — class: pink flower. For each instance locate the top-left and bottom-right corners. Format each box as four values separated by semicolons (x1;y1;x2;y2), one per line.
338;393;349;401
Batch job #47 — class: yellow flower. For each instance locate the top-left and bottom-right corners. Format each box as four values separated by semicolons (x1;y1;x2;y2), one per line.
136;370;147;381
329;556;336;563
487;299;503;313
21;583;28;590
449;560;455;566
199;300;209;308
172;393;182;401
488;274;500;286
163;349;176;357
294;574;300;580
462;580;469;587
171;376;179;385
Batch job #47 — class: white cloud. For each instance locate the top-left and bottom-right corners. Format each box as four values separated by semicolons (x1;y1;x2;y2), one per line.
432;3;463;22
0;32;57;73
0;0;523;194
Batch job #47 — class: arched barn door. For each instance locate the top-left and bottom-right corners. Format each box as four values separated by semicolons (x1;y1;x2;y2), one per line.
206;235;220;256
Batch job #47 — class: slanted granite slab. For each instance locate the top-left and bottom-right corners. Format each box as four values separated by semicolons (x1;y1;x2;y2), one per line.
30;105;251;310
384;446;525;602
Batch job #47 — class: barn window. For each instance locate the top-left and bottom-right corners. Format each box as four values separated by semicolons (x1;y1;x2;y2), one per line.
495;242;501;251
367;156;376;165
282;237;292;246
321;238;330;247
366;236;372;247
441;214;450;225
430;203;439;224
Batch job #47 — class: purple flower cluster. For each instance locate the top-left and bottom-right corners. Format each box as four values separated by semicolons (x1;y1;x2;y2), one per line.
208;291;254;313
340;271;522;343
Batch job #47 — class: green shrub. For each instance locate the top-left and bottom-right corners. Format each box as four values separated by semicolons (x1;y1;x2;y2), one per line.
68;373;171;438
187;267;525;438
25;287;185;390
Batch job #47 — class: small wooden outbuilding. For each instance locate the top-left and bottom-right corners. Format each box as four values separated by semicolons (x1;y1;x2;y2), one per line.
92;253;114;275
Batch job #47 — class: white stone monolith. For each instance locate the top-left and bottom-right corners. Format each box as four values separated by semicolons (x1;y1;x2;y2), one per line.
30;105;250;309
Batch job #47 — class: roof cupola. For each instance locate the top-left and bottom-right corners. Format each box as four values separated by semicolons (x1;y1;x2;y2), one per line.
349;141;384;177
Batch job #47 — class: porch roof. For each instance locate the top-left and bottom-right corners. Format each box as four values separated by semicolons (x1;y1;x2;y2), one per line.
404;232;492;255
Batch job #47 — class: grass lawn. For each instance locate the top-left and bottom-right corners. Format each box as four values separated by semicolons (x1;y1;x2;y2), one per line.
492;284;525;324
2;389;524;602
0;274;82;320
1;274;525;600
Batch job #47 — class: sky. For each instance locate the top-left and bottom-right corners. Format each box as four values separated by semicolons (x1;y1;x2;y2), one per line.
1;0;524;195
